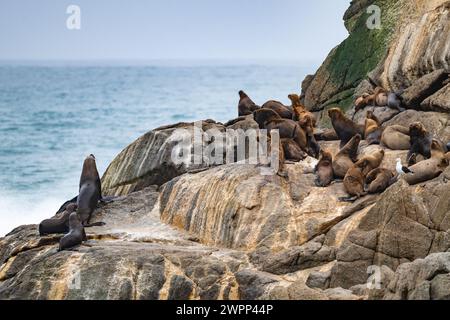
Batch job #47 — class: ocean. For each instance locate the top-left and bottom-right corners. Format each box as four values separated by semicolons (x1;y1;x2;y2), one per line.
0;62;316;236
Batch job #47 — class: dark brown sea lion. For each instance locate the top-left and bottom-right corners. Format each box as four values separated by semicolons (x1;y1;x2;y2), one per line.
381;125;410;150
328;108;365;147
261;100;293;119
253;109;308;153
39;203;77;236
355;149;385;177
238;90;260;116
341;165;366;202
300;116;320;158
404;140;449;185
314;149;334;187
332;134;361;179
365;168;396;194
59;212;87;251
77;154;102;226
281;138;307;162
408;122;433;165
288;94;316;127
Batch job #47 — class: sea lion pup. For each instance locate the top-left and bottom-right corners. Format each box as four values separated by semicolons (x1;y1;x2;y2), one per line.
314;149;334;187
381;125;410;150
261;100;293;119
332;134;361;179
328;108;365;147
281;138;307;161
59;212;87;251
238;90;260;116
404;140;450;185
365;111;382;145
253;108;308;153
340;165;366;202
39;203;78;236
407;122;433;165
77;154;104;227
355;149;385;177
365;168;396;194
288;94;317;127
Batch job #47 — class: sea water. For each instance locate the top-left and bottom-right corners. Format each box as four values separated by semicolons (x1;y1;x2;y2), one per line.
0;62;316;236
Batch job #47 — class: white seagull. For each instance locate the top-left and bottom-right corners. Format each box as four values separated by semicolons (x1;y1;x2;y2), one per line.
396;158;414;175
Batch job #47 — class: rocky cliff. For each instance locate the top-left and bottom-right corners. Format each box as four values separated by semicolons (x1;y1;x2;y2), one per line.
1;0;450;300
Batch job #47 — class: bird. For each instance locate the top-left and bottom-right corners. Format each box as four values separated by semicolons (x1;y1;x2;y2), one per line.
396;158;414;175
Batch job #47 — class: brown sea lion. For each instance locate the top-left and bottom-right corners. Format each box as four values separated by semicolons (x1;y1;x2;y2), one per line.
364;111;382;145
314;149;334;187
238;90;260;116
381;125;410;150
39;203;78;236
355;94;370;113
332;134;361;179
328;108;365;147
59;212;87;251
77;154;103;226
365;168;396;194
404;140;449;185
261;100;293;119
300;116;320;158
253;109;308;153
288;94;317;127
281;138;307;162
355;149;385;177
341;165;366;201
408;122;433;165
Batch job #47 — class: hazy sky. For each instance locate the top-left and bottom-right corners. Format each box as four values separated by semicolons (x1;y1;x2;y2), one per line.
0;0;350;62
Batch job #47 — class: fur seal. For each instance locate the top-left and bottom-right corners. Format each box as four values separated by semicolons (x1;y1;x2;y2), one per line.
332;134;361;179
314;149;334;187
288;94;316;127
381;125;410;150
253;109;308;153
407;122;433;165
261;100;293;119
341;165;366;201
39;203;78;236
59;212;87;251
364;111;382;145
77;154;102;226
328;108;365;147
365;168;396;194
404;140;449;185
238;91;260;116
355;149;385;177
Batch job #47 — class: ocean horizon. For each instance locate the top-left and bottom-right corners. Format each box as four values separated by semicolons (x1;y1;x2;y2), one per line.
0;62;317;236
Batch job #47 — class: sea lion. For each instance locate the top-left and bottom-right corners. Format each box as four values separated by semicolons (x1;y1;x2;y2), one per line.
300;116;320;158
288;94;317;127
39;203;77;236
328;108;365;147
354;87;385;113
77;154;102;226
253;109;308;153
404;140;449;185
341;165;366;201
314;149;334;187
381;125;410;150
387;92;404;111
365;168;396;194
281;138;307;162
314;129;339;141
261;100;293;119
355;149;385;177
365;111;382;145
59;212;87;251
238;91;260;116
408;122;433;165
332;134;361;179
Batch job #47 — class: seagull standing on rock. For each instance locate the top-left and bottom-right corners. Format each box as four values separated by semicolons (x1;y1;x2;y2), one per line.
396;158;414;175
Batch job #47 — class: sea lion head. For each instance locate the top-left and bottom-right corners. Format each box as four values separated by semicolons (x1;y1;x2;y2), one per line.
409;122;426;137
288;94;301;106
328;108;343;120
239;90;248;99
320;149;332;162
